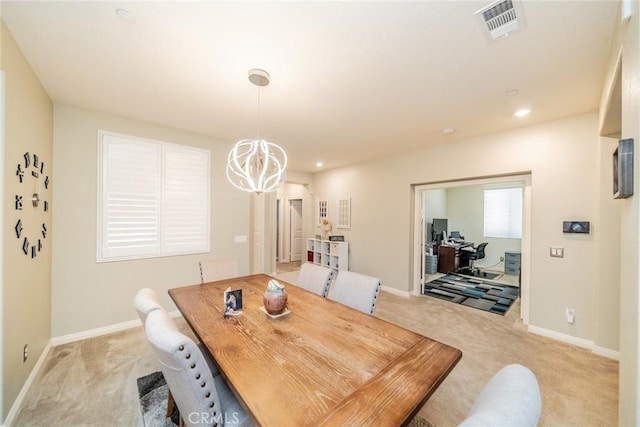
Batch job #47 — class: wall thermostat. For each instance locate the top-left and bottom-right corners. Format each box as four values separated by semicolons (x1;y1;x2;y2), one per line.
562;221;590;234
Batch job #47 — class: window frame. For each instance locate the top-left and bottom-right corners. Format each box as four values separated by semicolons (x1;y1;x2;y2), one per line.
483;186;523;239
96;130;211;262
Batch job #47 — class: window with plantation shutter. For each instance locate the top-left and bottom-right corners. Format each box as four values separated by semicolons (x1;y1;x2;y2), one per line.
483;187;522;239
97;131;210;262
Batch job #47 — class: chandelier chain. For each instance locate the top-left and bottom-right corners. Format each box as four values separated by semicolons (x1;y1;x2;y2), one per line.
256;84;261;140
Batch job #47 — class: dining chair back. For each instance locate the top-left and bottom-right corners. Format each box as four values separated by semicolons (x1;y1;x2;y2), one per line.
134;288;165;324
329;270;382;315
296;262;334;297
199;259;239;284
144;309;249;426
458;364;541;427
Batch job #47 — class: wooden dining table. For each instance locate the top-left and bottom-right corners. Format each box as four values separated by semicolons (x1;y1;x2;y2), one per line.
169;273;462;426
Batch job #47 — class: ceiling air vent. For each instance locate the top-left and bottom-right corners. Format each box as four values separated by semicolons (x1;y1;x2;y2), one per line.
475;0;525;40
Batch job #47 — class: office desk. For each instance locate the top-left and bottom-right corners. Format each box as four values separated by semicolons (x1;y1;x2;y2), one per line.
436;242;474;274
169;274;462;426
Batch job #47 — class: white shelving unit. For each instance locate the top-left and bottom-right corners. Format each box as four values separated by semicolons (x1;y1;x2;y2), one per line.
306;238;349;271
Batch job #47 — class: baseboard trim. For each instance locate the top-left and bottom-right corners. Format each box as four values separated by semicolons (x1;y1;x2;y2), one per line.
3;341;52;427
527;325;619;360
51;310;182;346
527;325;593;349
593;345;620;361
381;286;411;298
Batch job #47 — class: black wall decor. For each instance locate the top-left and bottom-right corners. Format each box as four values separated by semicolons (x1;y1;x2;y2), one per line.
563;221;591;234
613;138;633;199
14;151;50;258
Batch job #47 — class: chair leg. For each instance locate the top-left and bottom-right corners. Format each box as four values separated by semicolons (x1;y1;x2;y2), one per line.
166;389;175;417
168;389;185;426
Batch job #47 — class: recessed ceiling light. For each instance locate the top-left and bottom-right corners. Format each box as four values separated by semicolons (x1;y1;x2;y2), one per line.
514;108;531;117
115;8;136;23
442;128;455;134
315;162;323;168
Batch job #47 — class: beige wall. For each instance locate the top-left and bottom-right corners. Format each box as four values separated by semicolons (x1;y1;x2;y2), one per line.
423;189;446;224
1;21;53;422
596;137;621;352
51;105;251;337
312;112;618;350
610;2;640;424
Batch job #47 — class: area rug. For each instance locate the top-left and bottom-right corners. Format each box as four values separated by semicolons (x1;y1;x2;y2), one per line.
137;371;432;426
456;267;500;280
137;371;178;427
423;273;519;315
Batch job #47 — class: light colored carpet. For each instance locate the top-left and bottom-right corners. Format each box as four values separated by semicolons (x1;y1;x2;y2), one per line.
276;260;302;273
12;284;617;426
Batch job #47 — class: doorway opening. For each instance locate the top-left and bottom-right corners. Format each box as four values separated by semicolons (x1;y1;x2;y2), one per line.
275;199;302;274
274;182;310;276
413;174;531;324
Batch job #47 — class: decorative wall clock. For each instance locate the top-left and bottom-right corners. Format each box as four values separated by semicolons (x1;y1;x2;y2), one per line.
14;151;49;258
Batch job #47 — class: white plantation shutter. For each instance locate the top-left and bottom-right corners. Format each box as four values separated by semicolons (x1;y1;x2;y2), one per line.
483;187;522;239
98;131;210;261
162;145;209;253
101;135;160;258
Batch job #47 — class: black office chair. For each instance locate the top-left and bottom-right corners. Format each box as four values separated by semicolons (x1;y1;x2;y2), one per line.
461;242;488;274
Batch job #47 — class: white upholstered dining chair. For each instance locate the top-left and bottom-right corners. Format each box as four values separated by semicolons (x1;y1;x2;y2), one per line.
458;364;542;427
329;270;382;315
135;287;222;419
144;309;251;427
296;262;334;297
199;259;239;284
134;287;165;324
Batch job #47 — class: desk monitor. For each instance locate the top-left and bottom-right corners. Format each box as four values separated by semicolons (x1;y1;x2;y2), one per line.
450;231;461;239
432;218;448;242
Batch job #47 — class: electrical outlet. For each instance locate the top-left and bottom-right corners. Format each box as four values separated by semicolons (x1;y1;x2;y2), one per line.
23;344;28;362
500;256;504;262
565;308;575;324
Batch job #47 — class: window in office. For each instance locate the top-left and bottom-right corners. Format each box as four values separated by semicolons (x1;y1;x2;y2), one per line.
97;131;210;262
483;187;522;239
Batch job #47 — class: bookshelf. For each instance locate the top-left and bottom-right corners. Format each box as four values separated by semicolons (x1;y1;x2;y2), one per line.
306;238;349;271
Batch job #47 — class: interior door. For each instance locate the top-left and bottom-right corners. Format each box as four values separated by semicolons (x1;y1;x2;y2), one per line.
290;199;303;262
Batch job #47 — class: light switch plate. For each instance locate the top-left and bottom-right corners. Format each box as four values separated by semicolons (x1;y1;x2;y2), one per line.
565;308;575;324
234;235;247;243
550;246;564;258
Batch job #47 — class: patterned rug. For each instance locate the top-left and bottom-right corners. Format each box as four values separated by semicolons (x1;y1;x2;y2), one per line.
137;371;178;427
137;371;432;426
456;267;500;280
423;273;519;315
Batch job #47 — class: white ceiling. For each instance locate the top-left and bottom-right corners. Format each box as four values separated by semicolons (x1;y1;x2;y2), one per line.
1;1;619;173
